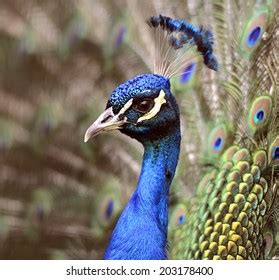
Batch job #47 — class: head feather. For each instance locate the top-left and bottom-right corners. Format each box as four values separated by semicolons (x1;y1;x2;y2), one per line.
146;15;218;78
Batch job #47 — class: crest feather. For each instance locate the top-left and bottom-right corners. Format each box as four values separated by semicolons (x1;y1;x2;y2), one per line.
146;15;218;78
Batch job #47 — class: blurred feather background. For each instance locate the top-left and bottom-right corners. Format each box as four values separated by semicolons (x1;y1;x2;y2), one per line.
0;0;168;259
1;0;277;259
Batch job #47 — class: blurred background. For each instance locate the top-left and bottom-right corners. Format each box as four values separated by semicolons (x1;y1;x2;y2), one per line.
0;0;224;259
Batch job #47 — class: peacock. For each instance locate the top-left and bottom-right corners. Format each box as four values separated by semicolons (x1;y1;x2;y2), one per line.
0;0;278;260
84;1;279;260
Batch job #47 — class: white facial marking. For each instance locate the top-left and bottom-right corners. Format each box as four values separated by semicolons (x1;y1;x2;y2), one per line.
118;98;133;116
137;90;166;123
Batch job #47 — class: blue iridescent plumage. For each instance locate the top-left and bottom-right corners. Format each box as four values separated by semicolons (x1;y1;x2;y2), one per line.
103;74;181;259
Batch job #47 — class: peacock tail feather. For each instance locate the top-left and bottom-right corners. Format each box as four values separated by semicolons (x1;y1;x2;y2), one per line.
167;0;279;259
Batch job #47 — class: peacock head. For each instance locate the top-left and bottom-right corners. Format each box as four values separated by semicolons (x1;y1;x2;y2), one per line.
84;15;218;144
84;73;179;143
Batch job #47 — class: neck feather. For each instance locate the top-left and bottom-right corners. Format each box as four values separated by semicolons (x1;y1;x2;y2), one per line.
104;125;181;260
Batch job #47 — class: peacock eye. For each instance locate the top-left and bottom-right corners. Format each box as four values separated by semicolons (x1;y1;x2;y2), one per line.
105;199;114;220
133;98;154;113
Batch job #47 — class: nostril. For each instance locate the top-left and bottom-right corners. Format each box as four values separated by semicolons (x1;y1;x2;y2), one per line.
101;115;113;123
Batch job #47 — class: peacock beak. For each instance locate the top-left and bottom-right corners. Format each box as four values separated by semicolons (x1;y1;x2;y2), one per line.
84;107;126;142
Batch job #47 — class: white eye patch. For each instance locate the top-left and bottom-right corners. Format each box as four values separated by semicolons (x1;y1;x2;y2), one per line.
137;90;166;123
118;90;166;124
118;98;133;116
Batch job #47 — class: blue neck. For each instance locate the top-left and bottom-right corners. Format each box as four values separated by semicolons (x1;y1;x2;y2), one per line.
104;126;181;259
